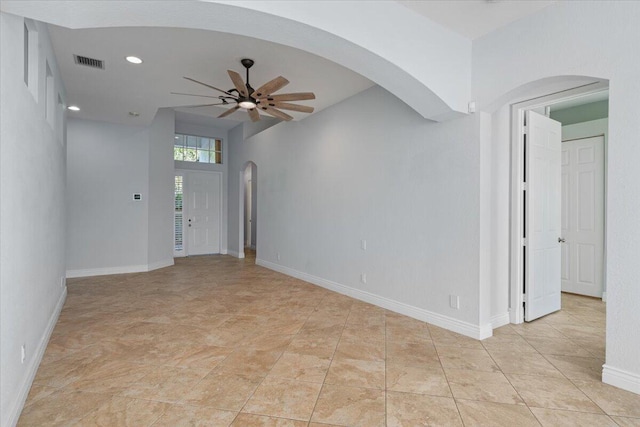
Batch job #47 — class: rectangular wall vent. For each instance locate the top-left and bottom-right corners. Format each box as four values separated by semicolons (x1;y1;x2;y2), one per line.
73;54;105;70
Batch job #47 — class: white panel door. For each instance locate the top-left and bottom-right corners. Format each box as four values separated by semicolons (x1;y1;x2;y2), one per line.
525;111;562;321
186;171;222;255
561;136;604;297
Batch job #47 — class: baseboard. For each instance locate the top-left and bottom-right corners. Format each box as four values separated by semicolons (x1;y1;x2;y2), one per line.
220;249;228;255
6;286;67;427
256;259;490;340
67;259;173;278
490;312;511;330
601;291;607;302
147;259;174;271
603;364;640;395
227;250;245;259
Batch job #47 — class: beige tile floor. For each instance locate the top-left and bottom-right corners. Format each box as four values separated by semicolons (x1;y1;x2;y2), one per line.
19;252;640;426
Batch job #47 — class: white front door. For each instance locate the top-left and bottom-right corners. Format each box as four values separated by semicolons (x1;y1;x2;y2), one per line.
561;136;605;298
186;171;222;255
525;111;562;321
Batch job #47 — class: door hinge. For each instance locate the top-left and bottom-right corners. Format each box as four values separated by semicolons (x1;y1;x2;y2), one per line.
522;238;527;246
523;124;528;134
521;182;528;191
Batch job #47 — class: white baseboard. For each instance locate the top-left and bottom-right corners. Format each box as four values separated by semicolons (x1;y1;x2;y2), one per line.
67;258;174;278
220;249;228;255
227;250;245;259
603;364;640;395
601;291;607;302
6;286;67;427
256;259;491;340
490;312;511;330
147;259;174;271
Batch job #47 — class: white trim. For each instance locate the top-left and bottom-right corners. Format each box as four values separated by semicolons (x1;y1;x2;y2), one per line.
601;291;607;302
6;286;67;427
603;364;640;395
490;312;511;329
256;259;492;340
227;250;245;259
220;249;228;255
66;259;174;278
147;258;174;271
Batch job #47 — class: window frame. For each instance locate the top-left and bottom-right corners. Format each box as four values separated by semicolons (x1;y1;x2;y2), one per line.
173;133;223;165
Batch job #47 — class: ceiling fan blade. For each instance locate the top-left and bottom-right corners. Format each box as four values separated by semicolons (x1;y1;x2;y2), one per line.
171;92;221;99
247;108;260;122
260;101;314;113
258;92;316;102
183;77;236;97
251;76;289;98
178;103;229;108
227;70;248;97
218;105;240;118
259;106;293;121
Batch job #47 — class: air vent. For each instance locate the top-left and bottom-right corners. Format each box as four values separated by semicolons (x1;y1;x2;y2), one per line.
73;54;105;70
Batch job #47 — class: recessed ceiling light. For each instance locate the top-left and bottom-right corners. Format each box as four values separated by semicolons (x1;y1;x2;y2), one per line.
129;111;140;117
125;56;143;64
67;105;80;111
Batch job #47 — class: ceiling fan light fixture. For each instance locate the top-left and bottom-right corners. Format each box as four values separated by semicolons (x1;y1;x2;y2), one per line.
238;99;257;109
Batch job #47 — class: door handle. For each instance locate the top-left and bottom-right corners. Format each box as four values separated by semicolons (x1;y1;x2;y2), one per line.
558;237;566;243
188;218;192;227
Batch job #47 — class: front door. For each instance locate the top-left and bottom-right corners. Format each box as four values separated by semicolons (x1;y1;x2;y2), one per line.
186;171;222;255
561;136;605;298
525;110;562;321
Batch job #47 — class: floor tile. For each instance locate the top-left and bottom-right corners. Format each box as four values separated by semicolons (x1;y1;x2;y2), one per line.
445;368;524;405
151;404;237;427
78;396;169;426
507;373;603;413
530;407;617;426
231;413;307;426
181;371;262;411
386;391;462;426
437;346;500;372
311;384;385;427
242;377;322;421
386;364;451;397
456;399;540;427
324;357;385;390
573;380;640;417
268;352;330;383
17;389;109;427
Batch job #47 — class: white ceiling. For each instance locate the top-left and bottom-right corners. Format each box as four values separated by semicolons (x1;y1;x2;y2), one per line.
550;90;609;112
48;25;374;126
46;1;558;128
397;0;557;39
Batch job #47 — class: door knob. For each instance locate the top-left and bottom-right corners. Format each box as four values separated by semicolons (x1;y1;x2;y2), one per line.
558;237;566;243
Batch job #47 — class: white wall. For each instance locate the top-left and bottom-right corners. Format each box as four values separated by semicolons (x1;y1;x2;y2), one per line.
67;110;177;276
0;13;67;427
66;119;150;275
228;86;488;337
473;1;640;393
148;108;176;269
174;120;229;253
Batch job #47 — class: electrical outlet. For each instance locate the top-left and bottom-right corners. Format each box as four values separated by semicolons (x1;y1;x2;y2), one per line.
450;295;460;310
60;276;65;288
276;252;281;261
361;239;367;250
360;273;367;284
21;345;26;364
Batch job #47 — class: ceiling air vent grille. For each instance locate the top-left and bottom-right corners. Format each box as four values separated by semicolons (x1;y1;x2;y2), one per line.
73;54;105;70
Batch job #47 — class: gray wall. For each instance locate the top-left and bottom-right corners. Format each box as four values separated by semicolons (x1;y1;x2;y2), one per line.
228;86;485;333
0;14;67;426
66;110;176;276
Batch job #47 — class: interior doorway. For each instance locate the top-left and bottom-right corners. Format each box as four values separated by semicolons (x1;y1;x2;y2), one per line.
240;161;257;258
510;83;609;323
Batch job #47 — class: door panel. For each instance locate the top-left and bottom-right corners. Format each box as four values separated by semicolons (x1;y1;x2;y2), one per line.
561;136;604;297
186;171;222;255
525;111;562;321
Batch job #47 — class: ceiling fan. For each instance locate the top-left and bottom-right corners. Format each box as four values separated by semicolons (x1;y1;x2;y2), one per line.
172;59;316;122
